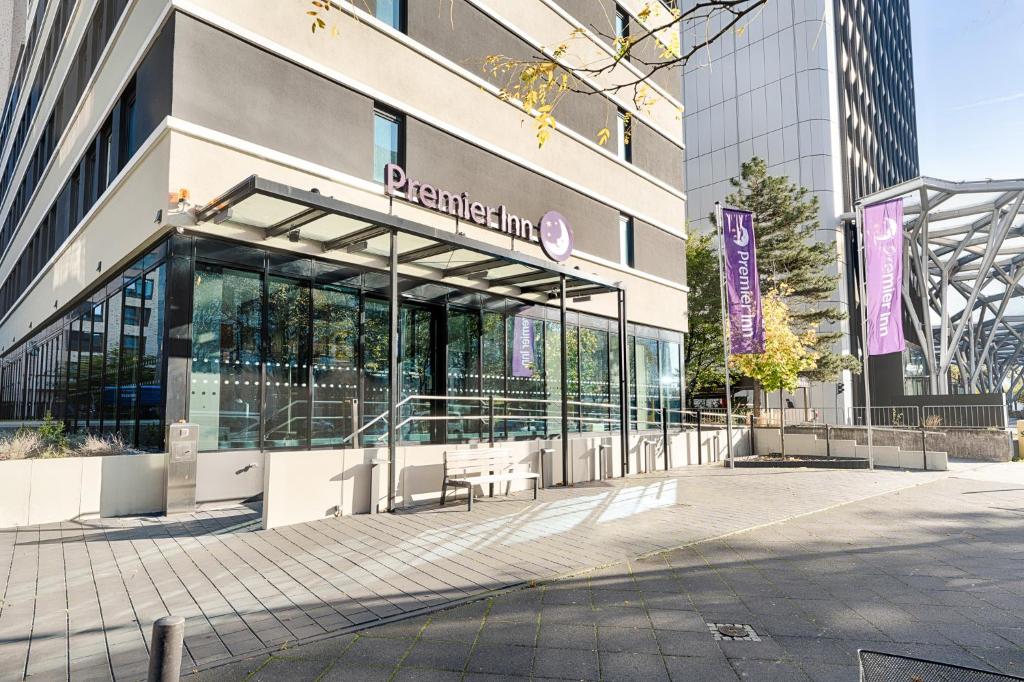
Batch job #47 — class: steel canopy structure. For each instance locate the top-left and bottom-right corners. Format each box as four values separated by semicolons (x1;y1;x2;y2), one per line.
847;176;1024;395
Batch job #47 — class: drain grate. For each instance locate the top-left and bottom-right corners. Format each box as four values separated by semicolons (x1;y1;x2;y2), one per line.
707;622;761;641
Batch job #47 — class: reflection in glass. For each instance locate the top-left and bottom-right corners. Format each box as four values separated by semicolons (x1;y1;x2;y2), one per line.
265;276;311;448
579;327;610;431
190;265;262;451
138;266;167;449
400;305;435;443
312;284;358;446
447;309;481;443
361;299;390;445
660;341;682;425
635;336;660;429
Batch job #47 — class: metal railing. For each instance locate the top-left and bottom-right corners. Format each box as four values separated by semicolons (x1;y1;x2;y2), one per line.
758;404;1006;430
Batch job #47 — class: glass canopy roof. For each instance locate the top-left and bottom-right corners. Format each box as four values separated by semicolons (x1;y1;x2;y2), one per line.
195;176;620;302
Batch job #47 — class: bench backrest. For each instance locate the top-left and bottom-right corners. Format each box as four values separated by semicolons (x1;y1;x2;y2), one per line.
444;449;520;477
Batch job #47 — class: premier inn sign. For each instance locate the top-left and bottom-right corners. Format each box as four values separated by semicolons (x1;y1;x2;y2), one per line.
384;163;574;262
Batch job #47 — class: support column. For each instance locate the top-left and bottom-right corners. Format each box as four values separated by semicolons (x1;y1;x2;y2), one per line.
617;289;630;476
387;230;399;512
559;275;569;486
163;237;196;429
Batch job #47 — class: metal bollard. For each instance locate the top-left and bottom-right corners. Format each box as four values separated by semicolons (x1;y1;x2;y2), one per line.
748;413;755;458
918;406;928;471
148;616;184;682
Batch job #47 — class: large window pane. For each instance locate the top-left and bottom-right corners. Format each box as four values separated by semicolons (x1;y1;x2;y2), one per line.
87;302;105;431
312;283;358;447
507;316;545;439
579;327;610;431
117;280;140;442
544;321;562;436
190;265;262;451
373;109;401;183
265;276;311;448
660;341;682;425
634;336;660;430
375;0;403;30
361;298;389;446
138;265;166;450
447;308;480;443
400;305;435;443
102;293;120;434
482;311;505;438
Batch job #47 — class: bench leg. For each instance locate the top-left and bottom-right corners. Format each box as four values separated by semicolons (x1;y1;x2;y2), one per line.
440;481;448;507
533;477;538;500
467;486;473;512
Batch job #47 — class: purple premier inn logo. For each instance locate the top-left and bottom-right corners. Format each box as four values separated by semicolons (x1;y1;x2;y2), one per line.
384;164;574;262
538;210;574;262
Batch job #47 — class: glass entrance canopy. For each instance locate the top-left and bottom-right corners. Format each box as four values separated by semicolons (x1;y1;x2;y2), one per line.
194;177;630;510
195;176;621;302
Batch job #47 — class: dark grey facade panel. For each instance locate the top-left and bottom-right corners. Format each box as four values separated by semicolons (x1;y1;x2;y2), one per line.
632;217;685;283
631;116;683;190
170;13;373;179
135;15;175;145
405;117;625;264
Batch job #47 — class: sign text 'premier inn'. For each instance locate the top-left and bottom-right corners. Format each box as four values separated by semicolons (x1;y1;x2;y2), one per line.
384;164;574;262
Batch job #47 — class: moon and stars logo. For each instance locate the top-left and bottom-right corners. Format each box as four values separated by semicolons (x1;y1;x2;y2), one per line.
538;210;574;262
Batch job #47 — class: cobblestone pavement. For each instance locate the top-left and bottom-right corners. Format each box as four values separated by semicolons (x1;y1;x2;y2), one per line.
194;463;1024;681
0;463;990;681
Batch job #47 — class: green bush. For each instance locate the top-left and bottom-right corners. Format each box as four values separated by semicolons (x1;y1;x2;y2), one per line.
38;412;68;451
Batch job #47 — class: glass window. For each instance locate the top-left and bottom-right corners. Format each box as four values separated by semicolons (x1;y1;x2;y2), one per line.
373;108;402;183
87;302;106;430
400;304;436;443
102;294;120;434
579;327;610;431
616;110;631;162
312;283;358;447
447;308;481;443
482;310;505;437
265;276;311;448
117;282;139;440
634;337;661;430
138;265;166;450
615;7;629;42
361;298;390;445
544;320;562;436
619;215;635;267
507;315;545;439
375;0;404;30
660;341;682;425
190;264;262;451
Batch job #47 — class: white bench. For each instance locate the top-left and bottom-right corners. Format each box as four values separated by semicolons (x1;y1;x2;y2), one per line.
441;448;539;511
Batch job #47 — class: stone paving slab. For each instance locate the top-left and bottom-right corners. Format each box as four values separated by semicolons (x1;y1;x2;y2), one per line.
0;463;974;681
193;463;1024;681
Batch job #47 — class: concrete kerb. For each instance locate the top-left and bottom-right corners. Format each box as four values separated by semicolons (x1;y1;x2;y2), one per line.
185;463;982;677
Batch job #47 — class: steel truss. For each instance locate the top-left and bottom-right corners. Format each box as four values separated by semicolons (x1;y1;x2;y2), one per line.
847;177;1024;396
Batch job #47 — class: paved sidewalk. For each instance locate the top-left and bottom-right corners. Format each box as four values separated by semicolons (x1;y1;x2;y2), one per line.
0;463;970;681
195;463;1024;681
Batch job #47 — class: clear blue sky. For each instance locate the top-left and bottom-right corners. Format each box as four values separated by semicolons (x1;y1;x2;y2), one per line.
911;0;1024;180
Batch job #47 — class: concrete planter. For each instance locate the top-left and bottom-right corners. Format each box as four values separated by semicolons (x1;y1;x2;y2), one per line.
0;454;166;528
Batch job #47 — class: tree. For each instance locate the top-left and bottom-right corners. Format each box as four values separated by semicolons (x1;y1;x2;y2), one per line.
730;288;815;393
304;0;768;146
720;157;861;382
684;231;724;401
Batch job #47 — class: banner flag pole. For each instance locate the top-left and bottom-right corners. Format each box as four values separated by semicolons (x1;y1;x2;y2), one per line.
855;203;875;470
714;201;735;468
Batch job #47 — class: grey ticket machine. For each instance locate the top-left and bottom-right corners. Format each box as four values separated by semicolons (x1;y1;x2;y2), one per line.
166;422;198;514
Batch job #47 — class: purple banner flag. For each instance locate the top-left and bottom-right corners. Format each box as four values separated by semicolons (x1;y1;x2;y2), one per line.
722;208;765;354
511;317;536;377
864;198;905;355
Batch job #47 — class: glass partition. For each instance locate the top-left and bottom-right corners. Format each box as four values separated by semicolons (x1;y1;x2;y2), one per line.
190;264;262;451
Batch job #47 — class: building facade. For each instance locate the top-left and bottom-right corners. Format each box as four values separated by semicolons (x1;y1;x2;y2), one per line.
0;1;688;516
682;0;919;407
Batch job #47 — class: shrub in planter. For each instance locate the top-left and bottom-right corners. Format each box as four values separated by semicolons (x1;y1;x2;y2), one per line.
75;433;140;457
0;429;46;460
